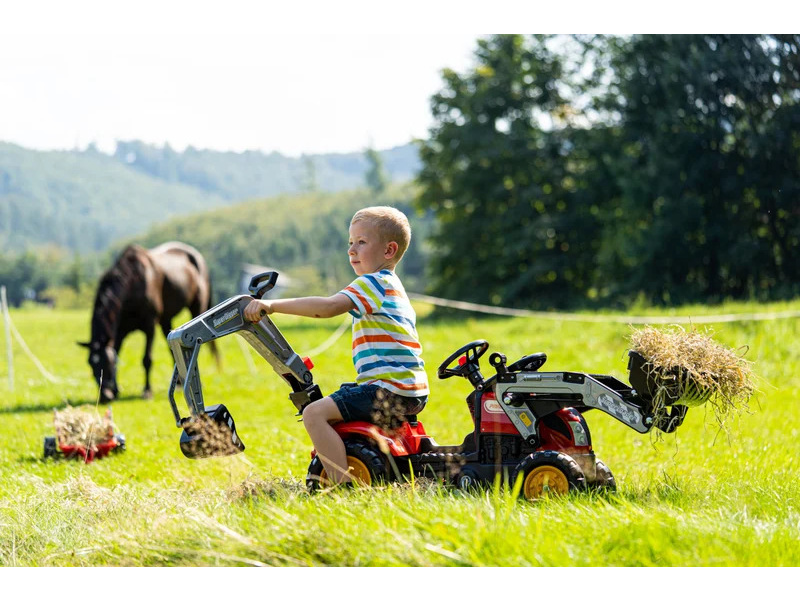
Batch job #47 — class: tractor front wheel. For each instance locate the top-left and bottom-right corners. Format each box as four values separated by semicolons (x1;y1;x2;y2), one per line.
512;451;586;501
306;439;388;492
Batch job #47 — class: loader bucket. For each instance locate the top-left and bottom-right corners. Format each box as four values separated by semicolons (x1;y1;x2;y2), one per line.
627;351;700;433
179;404;245;459
627;351;710;407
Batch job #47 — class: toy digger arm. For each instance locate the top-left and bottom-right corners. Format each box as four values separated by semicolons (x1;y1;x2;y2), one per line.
167;294;322;426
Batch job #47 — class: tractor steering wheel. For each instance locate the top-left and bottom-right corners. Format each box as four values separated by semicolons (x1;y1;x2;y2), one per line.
437;340;490;380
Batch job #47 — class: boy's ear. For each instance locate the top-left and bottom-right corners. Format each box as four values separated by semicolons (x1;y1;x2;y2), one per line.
384;241;399;260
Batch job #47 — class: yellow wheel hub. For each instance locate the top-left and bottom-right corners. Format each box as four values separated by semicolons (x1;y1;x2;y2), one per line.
320;456;372;487
522;465;569;499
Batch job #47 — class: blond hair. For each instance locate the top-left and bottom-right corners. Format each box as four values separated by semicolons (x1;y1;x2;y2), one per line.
351;206;412;262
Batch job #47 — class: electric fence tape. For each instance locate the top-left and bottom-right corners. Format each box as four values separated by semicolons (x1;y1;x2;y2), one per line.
4;312;81;385
407;292;800;324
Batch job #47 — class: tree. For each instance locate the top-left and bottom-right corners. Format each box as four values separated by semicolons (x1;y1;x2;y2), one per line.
301;155;318;193
594;34;800;304
416;35;603;309
417;34;800;308
364;147;388;195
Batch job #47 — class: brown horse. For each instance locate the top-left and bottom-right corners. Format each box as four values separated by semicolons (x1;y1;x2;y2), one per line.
79;241;219;401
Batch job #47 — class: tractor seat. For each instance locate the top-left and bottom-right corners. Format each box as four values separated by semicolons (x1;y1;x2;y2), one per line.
508;352;548;373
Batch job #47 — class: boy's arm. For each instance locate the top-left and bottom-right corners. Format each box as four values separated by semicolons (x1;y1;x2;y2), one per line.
243;294;355;322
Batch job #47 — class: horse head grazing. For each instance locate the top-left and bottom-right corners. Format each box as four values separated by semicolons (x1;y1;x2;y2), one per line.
81;247;143;401
81;242;219;402
78;340;119;402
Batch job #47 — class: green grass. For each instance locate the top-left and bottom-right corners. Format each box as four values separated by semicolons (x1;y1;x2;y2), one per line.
1;300;799;566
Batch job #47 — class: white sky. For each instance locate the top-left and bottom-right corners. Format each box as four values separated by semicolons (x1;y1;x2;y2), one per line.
0;2;484;156
1;1;789;157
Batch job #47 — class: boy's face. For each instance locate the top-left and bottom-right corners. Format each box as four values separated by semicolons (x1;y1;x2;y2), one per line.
348;220;393;276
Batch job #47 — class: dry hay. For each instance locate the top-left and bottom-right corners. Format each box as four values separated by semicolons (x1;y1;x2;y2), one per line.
181;414;242;457
227;477;307;501
54;406;114;449
629;325;755;420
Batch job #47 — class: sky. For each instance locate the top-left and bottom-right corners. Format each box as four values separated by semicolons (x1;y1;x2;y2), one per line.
2;1;786;158
1;2;483;157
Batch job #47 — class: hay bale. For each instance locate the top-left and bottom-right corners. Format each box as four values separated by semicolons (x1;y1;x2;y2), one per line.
629;325;755;419
54;406;114;449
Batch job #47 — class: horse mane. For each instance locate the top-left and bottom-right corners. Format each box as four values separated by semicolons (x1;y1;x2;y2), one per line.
91;245;147;343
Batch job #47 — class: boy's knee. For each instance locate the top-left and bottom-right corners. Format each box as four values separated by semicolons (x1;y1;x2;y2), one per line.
302;397;343;427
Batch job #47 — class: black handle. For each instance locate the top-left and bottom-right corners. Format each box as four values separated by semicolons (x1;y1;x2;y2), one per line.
489;352;507;375
249;271;279;299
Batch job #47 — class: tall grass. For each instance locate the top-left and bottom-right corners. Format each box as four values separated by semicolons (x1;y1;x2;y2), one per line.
1;300;799;566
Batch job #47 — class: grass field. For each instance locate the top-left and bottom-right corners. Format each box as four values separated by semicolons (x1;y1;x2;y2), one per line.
1;299;799;567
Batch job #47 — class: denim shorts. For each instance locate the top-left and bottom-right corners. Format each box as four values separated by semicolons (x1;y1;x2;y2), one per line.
330;384;427;428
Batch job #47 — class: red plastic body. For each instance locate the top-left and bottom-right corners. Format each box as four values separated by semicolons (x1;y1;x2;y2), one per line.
58;438;120;463
478;391;518;435
322;420;430;457
313;391;592;462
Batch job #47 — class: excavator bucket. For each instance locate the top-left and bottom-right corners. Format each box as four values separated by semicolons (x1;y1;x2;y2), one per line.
179;404;245;459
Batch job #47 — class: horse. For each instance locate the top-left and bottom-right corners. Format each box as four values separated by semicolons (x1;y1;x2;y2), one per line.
78;241;219;402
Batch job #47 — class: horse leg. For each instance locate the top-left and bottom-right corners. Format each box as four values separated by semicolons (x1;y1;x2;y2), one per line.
142;323;156;399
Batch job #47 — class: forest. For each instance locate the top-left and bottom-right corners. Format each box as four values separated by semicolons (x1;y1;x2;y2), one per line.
2;34;799;311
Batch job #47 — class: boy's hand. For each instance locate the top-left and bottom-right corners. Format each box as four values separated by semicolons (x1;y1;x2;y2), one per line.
243;299;273;322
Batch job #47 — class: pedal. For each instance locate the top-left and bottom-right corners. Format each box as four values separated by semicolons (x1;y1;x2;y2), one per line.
179;404;245;459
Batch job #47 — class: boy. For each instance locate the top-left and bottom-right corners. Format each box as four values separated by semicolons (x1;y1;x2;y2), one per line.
243;206;429;484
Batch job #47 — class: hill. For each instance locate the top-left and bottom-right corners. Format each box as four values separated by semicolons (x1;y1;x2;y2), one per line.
0;142;226;253
0;141;421;254
130;183;432;300
112;140;420;201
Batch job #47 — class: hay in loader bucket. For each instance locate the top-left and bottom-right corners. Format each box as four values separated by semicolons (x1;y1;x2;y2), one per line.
53;406;115;450
628;325;756;423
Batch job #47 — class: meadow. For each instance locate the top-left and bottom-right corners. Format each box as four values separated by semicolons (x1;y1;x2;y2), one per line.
1;299;799;567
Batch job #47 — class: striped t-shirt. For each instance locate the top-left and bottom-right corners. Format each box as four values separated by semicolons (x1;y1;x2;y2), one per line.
338;270;429;398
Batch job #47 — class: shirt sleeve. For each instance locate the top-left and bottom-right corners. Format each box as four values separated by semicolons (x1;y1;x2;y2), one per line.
337;274;386;317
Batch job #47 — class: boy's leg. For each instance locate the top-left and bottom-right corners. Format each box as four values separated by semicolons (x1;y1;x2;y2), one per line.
302;397;351;484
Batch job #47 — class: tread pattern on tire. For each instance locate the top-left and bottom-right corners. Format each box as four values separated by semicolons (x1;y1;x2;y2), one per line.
306;439;388;492
512;450;587;499
591;459;617;491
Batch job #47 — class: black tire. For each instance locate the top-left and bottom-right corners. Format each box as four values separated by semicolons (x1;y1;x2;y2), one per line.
44;436;57;458
306;439;389;493
113;433;127;452
512;450;586;500
590;459;617;492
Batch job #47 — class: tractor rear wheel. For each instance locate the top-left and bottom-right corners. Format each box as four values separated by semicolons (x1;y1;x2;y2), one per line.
306;439;388;492
512;451;586;500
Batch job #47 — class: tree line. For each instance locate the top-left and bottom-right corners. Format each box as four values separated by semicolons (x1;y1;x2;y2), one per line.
416;34;800;309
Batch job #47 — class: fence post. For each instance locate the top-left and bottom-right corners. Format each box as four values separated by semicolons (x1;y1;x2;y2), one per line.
1;286;13;391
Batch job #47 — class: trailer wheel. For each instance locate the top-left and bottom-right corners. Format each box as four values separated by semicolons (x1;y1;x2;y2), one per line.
512;451;586;500
455;467;481;492
44;436;57;459
306;439;388;492
590;459;617;492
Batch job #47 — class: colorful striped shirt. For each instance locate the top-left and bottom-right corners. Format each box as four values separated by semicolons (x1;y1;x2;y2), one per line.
338;269;429;398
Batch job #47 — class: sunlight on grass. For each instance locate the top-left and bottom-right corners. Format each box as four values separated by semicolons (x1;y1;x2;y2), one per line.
1;301;799;565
